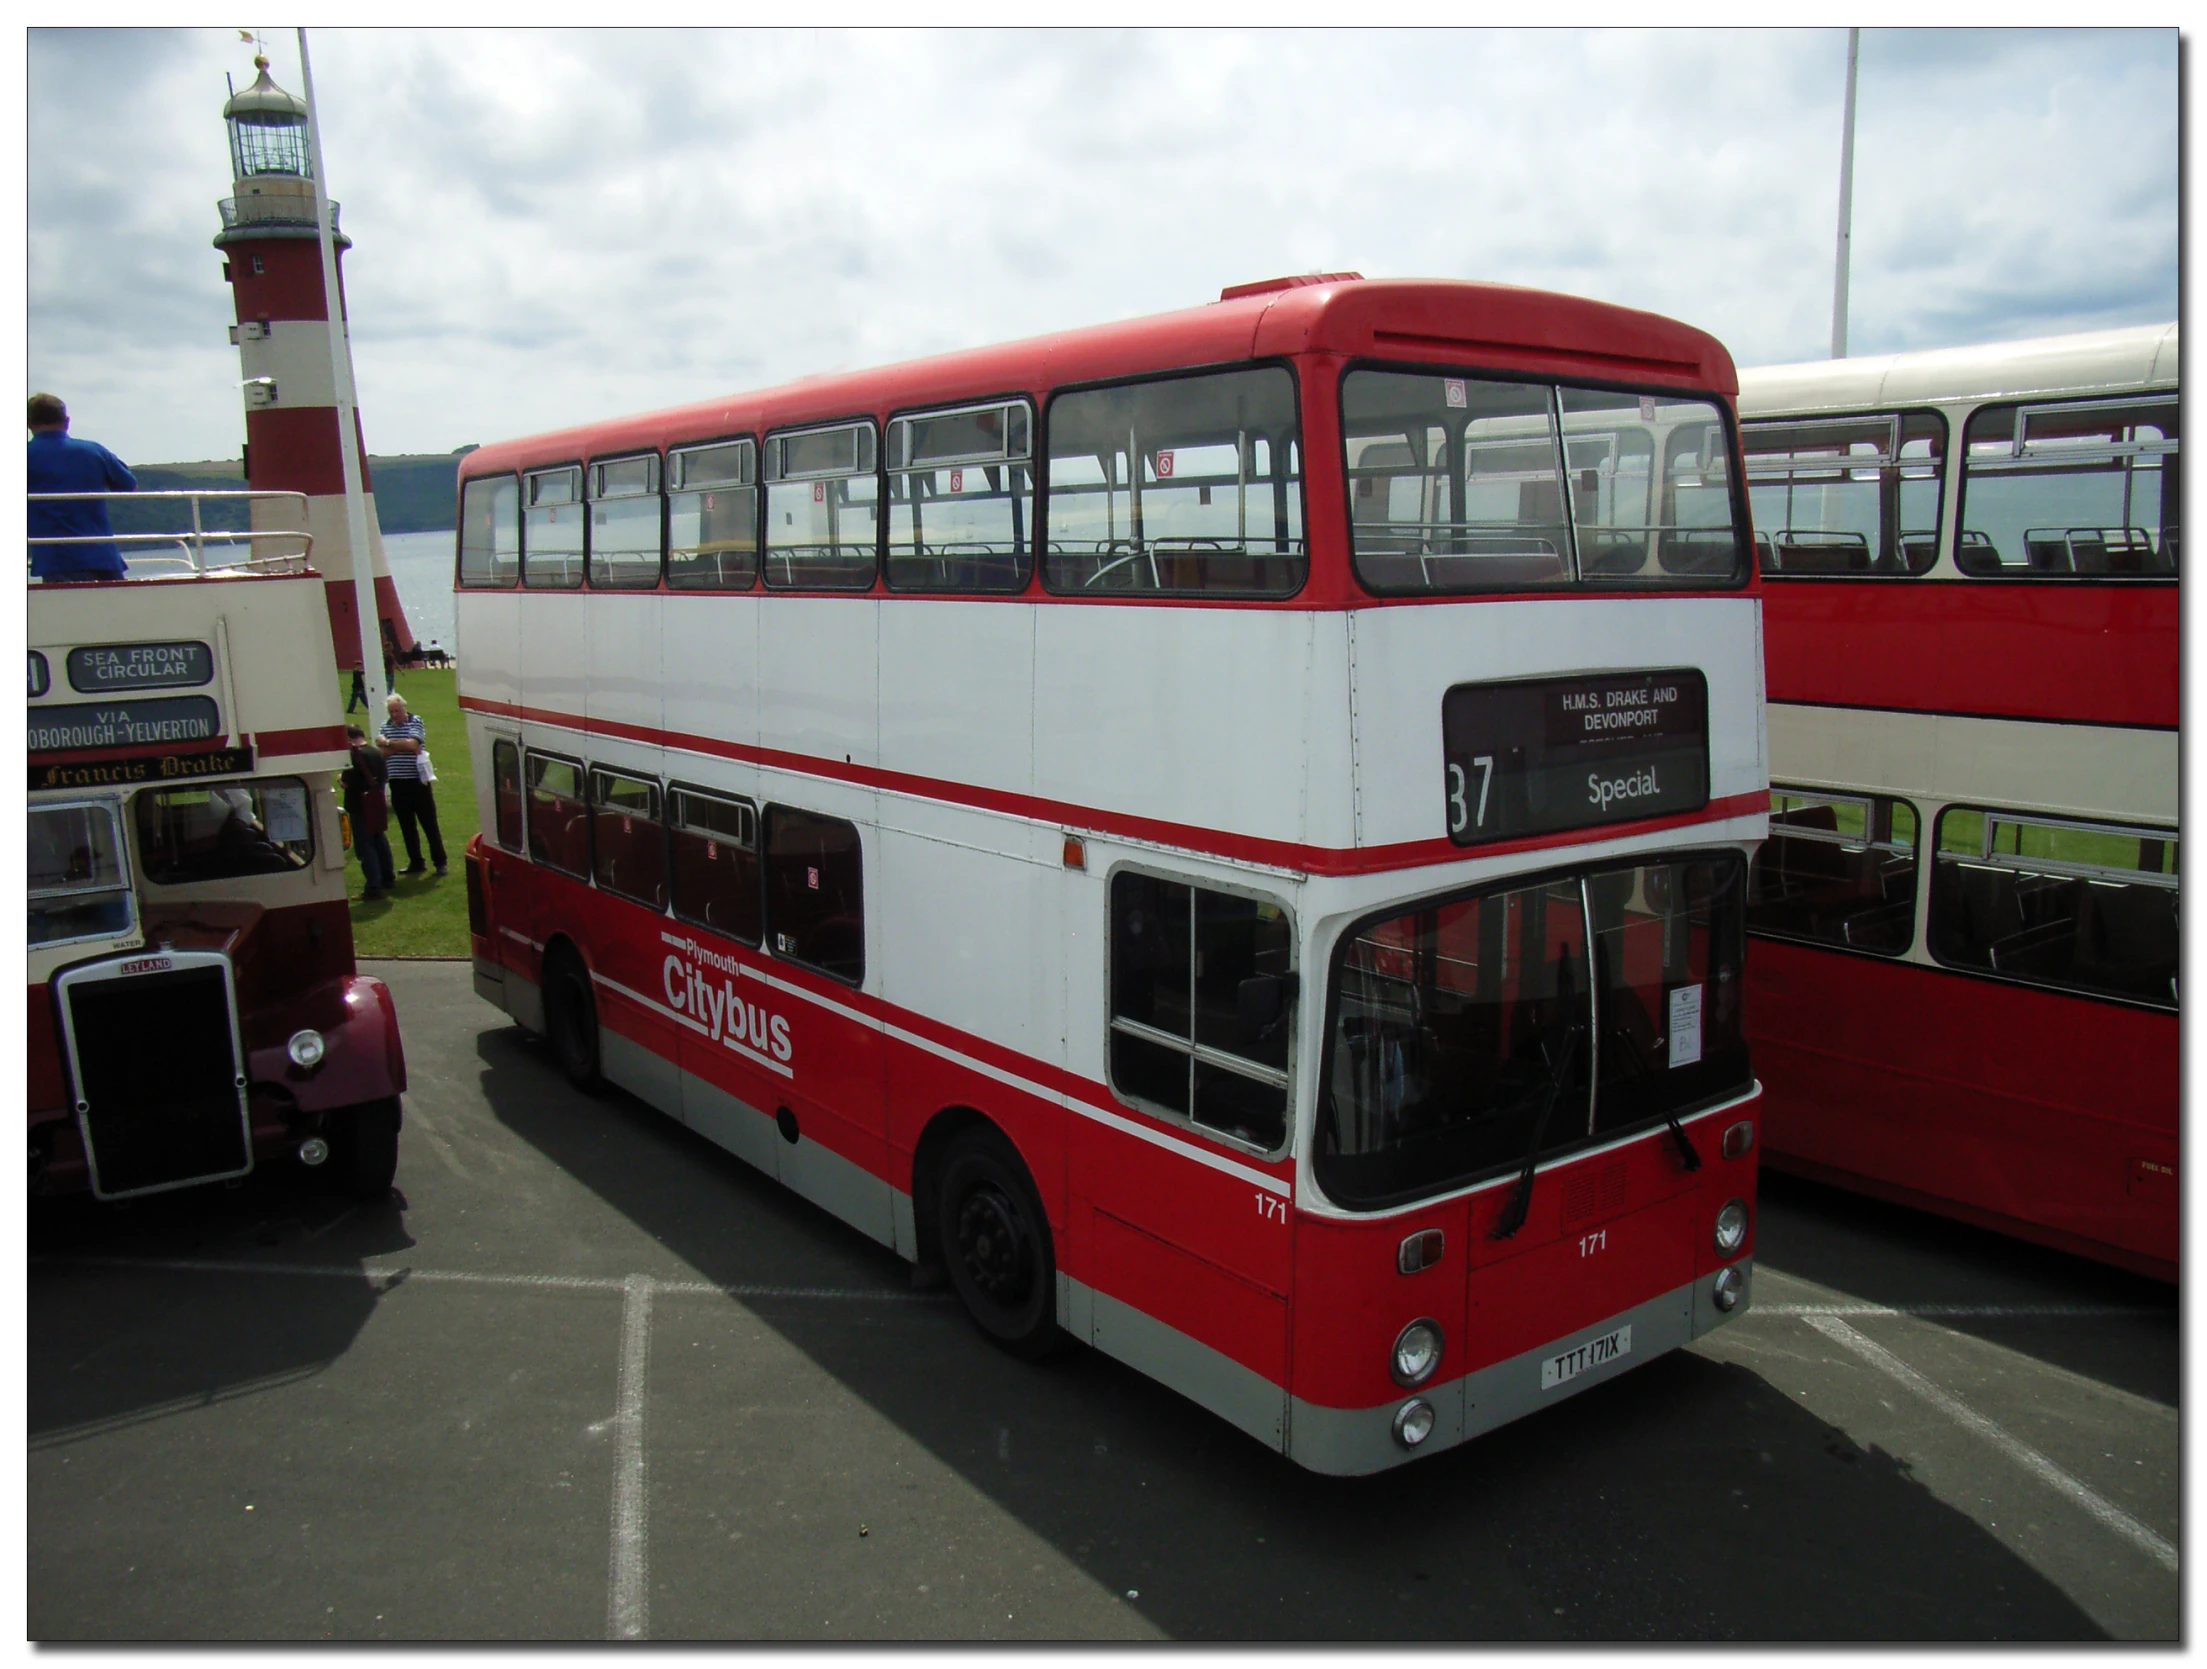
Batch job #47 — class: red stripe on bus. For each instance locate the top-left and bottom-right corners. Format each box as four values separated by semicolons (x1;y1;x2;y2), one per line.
459;694;1765;876
252;724;350;758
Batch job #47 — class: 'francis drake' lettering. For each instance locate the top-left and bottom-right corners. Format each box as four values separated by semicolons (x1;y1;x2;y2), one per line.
1441;670;1708;844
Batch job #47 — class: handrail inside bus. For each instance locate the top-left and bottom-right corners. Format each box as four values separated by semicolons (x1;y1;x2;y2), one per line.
29;490;315;577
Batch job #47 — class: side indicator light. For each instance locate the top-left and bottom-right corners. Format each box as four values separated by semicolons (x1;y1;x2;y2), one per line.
1397;1228;1445;1274
1722;1120;1754;1160
1062;835;1086;870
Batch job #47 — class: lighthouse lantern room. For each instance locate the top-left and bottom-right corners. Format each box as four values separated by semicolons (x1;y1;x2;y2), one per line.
215;49;413;671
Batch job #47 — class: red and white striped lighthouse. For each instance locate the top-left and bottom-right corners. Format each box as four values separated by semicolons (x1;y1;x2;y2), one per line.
214;50;413;669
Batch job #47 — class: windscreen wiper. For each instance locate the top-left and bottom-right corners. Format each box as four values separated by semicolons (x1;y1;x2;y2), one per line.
1489;953;1583;1242
1592;941;1702;1174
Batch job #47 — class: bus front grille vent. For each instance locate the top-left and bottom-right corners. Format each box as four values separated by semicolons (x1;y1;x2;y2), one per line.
64;962;252;1199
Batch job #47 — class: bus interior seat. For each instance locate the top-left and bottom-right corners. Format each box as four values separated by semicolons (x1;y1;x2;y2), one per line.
2024;529;2076;573
1772;531;1872;574
1953;530;2006;575
1656;531;1741;574
2074;880;2177;993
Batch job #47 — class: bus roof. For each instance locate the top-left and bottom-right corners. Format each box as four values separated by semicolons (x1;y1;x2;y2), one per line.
1738;321;2177;417
464;278;1739;479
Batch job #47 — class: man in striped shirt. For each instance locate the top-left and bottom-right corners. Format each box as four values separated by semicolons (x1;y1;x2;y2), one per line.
377;692;447;877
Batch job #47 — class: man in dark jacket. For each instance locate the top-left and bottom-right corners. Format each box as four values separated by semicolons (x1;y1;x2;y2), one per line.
28;393;134;582
342;725;395;901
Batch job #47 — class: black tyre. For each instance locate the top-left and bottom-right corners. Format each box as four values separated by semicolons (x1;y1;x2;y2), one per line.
330;1097;401;1201
936;1128;1061;1360
545;948;602;1089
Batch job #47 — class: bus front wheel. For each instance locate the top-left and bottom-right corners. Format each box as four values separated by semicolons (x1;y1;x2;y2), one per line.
937;1128;1061;1360
329;1097;401;1201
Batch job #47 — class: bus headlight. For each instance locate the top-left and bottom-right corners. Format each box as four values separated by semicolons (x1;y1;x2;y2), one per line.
287;1028;327;1070
1713;1265;1744;1311
1393;1398;1435;1449
1391;1319;1443;1387
1714;1198;1749;1257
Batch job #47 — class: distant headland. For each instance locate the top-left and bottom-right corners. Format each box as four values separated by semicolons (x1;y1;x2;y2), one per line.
113;445;478;537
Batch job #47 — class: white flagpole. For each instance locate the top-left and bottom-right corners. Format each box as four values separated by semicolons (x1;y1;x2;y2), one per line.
1832;27;1860;359
297;28;386;716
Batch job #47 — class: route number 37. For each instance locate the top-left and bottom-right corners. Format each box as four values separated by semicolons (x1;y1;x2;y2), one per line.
1446;756;1494;835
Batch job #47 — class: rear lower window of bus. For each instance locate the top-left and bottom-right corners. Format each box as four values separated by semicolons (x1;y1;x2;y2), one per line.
1044;366;1305;597
1340;370;1747;592
1747;789;1919;955
589;455;663;589
763;806;863;982
1317;854;1748;1210
763;423;878;591
1107;872;1295;1151
590;767;665;909
30;799;135;948
886;400;1034;592
135;778;314;884
1927;806;2176;1008
667;439;759;591
1957;397;2178;577
1744;411;1945;576
526;752;590;878
669;787;761;946
492;740;523;851
524;467;585;590
459;475;520;588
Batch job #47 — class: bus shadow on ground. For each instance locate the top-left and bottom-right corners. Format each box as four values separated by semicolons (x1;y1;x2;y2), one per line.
1753;1169;2177;1408
27;1174;417;1448
474;1025;2110;1642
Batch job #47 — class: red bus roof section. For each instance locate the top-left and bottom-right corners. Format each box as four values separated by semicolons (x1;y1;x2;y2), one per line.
464;277;1739;480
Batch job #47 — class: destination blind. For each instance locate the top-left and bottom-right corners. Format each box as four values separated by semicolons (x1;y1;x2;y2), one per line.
29;697;223;755
1441;669;1708;844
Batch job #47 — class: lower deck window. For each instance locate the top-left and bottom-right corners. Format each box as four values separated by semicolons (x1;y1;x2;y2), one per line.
135;777;313;884
492;740;523;851
763;806;863;982
1927;807;2177;1008
669;786;761;946
1747;789;1918;954
1108;872;1294;1151
526;752;590;879
1318;853;1748;1211
590;767;665;909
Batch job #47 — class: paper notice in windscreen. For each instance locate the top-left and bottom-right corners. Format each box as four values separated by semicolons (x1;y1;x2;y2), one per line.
264;787;310;844
1667;984;1703;1069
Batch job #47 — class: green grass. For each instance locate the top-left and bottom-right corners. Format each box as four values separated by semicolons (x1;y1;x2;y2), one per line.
338;668;477;957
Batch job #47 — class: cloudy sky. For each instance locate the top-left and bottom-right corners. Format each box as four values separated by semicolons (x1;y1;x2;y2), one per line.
27;27;2181;467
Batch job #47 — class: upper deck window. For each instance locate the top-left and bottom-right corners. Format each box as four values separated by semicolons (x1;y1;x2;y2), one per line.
886;400;1034;592
1044;366;1304;597
1341;370;1748;593
667;438;759;591
1743;412;1945;576
524;466;585;590
1957;397;2178;578
764;422;878;591
588;454;663;590
458;475;520;589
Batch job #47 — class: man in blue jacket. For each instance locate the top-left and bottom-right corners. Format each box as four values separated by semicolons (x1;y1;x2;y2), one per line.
28;393;134;582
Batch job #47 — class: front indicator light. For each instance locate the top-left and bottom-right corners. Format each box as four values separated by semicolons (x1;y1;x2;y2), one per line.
1713;1265;1744;1312
287;1028;326;1070
1391;1318;1443;1387
1393;1398;1435;1449
1715;1198;1749;1256
1721;1119;1754;1160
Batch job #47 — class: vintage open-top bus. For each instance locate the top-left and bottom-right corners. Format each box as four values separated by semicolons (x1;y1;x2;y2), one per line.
29;516;406;1202
456;275;1767;1472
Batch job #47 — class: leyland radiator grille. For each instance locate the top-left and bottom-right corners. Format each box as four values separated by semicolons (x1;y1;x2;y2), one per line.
65;963;251;1197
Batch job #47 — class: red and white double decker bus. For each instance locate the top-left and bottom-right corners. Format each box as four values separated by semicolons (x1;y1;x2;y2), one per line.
456;276;1768;1472
29;505;408;1203
1739;324;2177;1280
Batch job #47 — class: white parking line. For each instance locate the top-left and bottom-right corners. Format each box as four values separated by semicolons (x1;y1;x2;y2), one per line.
607;1273;653;1642
1801;1313;2178;1574
1763;1302;2164;1319
33;1255;945;1303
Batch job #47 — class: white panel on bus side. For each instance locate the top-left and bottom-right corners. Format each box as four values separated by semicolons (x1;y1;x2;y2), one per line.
662;594;760;767
760;595;880;773
455;590;520;716
1348;597;1766;853
585;590;665;773
1030;605;1320;856
522;591;589;737
878;598;1034;805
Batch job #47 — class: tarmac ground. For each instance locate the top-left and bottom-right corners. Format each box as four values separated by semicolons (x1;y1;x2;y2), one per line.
28;960;2179;1641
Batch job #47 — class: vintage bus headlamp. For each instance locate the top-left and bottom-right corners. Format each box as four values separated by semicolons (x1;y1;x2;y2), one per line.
1392;1398;1436;1449
1712;1265;1744;1312
1714;1198;1749;1257
286;1028;326;1070
1391;1319;1443;1387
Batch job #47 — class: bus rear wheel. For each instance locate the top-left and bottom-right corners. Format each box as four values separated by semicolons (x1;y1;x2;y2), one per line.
936;1127;1061;1360
544;948;602;1090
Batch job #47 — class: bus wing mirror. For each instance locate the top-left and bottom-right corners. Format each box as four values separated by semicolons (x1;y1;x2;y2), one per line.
1237;971;1300;1042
